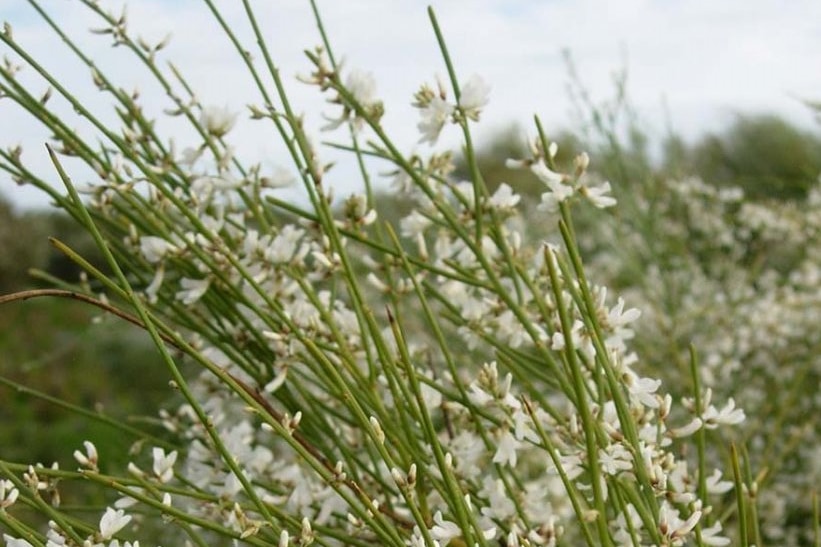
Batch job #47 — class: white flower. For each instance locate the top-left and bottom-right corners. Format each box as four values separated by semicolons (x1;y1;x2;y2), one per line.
3;535;33;547
492;429;521;467
345;69;377;107
530;161;564;185
139;236;176;264
446;431;485;479
706;469;734;494
45;522;67;546
323;68;381;131
151;447;178;483
626;374;661;408
599;444;633;475
658;501;700;542
670;417;703;438
176;277;211;305
430;511;461;544
548;451;584;480
73;440;99;470
494;309;528;348
99;507;132;540
219;471;243;498
487;183;520;211
702;398;745;428
479;478;516;521
200;105;238;137
532;162;573;212
459;74;490;121
701;521;731;546
399;209;431;237
511;407;539;442
581;181;617;208
265;224;308;265
417;96;454;145
0;479;19;509
261;165;296;189
607;297;641;330
504;157;528;169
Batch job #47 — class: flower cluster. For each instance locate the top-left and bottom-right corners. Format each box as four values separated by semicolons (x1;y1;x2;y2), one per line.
575;175;821;545
413;74;491;144
3;443;137;547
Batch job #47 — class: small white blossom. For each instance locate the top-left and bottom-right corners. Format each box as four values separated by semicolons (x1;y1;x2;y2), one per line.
532;163;573;212
531;161;564;185
2;536;34;547
99;507;132;540
417;96;454;145
706;469;734;494
458;74;490;121
345;69;377;107
200;105;238;137
430;511;461;544
139;236;176;264
670;417;703;438
511;407;539;442
548;451;584;480
479;478;516;520
73;440;99;471
261;165;296;189
487;183;520;211
151;447;178;483
582;181;617;208
492;429;521;467
400;210;432;238
703;398;745;428
701;521;731;546
626;374;662;408
599;444;633;475
658;501;700;542
0;479;19;509
176;277;211;305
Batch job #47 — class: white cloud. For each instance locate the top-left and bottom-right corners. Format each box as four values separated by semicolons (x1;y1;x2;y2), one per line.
1;0;819;209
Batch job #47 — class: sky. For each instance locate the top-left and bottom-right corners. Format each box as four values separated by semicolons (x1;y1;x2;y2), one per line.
1;0;820;210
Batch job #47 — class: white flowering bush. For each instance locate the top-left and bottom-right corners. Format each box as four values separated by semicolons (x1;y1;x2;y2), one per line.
567;176;821;546
0;1;811;546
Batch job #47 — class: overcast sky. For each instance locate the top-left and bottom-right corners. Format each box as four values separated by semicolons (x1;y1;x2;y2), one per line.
1;0;820;209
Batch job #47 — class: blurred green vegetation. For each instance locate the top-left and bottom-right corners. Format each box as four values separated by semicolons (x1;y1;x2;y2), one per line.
0;201;172;473
670;114;821;200
453;113;821;204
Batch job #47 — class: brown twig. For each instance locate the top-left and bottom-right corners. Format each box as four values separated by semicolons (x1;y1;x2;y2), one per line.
0;288;182;349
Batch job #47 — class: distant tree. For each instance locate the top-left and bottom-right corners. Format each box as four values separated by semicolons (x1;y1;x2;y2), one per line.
686;114;821;200
37;209;107;283
0;197;50;292
0;195;105;293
